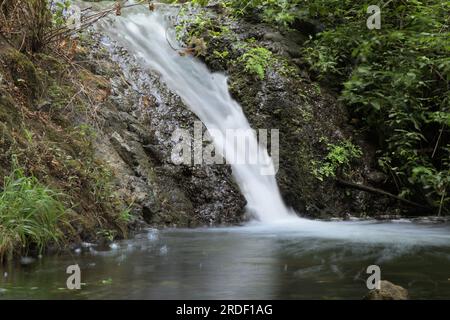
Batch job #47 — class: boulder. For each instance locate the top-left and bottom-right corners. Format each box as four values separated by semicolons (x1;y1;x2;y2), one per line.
364;280;409;300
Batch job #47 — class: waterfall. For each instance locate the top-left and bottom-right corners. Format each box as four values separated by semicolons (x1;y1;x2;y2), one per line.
100;7;296;222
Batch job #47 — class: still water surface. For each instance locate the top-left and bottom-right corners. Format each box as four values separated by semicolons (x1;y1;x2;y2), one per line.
1;220;450;299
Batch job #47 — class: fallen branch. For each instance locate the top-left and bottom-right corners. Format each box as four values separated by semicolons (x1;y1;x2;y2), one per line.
336;178;434;212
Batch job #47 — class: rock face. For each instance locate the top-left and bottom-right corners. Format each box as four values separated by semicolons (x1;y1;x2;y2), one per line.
364;281;409;300
80;32;246;227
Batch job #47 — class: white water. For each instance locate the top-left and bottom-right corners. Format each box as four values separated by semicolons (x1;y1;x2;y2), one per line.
102;7;295;222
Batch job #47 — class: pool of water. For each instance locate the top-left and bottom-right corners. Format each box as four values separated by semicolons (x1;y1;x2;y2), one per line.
1;219;450;299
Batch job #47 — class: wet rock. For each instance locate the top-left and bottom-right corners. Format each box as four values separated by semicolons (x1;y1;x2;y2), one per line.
20;256;36;265
79;30;246;227
367;171;388;184
364;280;409;300
142;205;156;224
374;214;402;220
261;31;303;59
412;216;450;224
143;143;164;164
263;32;284;42
110;132;137;167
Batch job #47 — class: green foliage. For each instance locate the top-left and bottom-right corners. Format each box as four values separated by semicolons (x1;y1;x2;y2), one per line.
239;47;273;80
0;159;68;260
209;26;231;38
177;6;295;79
303;0;449;209
225;0;299;26
118;208;133;224
312;141;363;181
302;44;340;76
212;50;230;62
96;229;116;242
83;163;115;205
116;201;135;225
191;0;209;6
229;0;449;210
177;11;214;40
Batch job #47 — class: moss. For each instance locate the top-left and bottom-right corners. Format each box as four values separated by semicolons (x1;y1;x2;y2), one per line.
79;69;110;90
0;93;20;125
35;53;66;74
47;82;75;110
299;105;314;122
0;92;22;177
1;49;42;98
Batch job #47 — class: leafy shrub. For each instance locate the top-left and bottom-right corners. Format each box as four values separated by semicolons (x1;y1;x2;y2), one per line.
304;0;449;210
312;140;363;181
225;0;300;26
240;47;273;79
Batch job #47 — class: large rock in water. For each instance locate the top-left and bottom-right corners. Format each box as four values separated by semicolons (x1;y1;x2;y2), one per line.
364;281;409;300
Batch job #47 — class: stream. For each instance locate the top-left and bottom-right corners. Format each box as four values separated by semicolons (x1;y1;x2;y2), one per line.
1;220;450;299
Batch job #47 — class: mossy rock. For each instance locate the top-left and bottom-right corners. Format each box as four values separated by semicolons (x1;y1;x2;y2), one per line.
0;92;20;125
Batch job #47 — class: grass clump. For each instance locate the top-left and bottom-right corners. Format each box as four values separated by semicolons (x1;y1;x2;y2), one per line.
0;161;68;261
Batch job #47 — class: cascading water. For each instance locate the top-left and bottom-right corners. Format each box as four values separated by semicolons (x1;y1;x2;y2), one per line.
100;6;295;222
96;5;450;249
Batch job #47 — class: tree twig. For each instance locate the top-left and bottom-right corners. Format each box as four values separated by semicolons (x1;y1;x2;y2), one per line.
438;187;446;216
336;178;433;212
432;124;445;159
44;2;147;44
